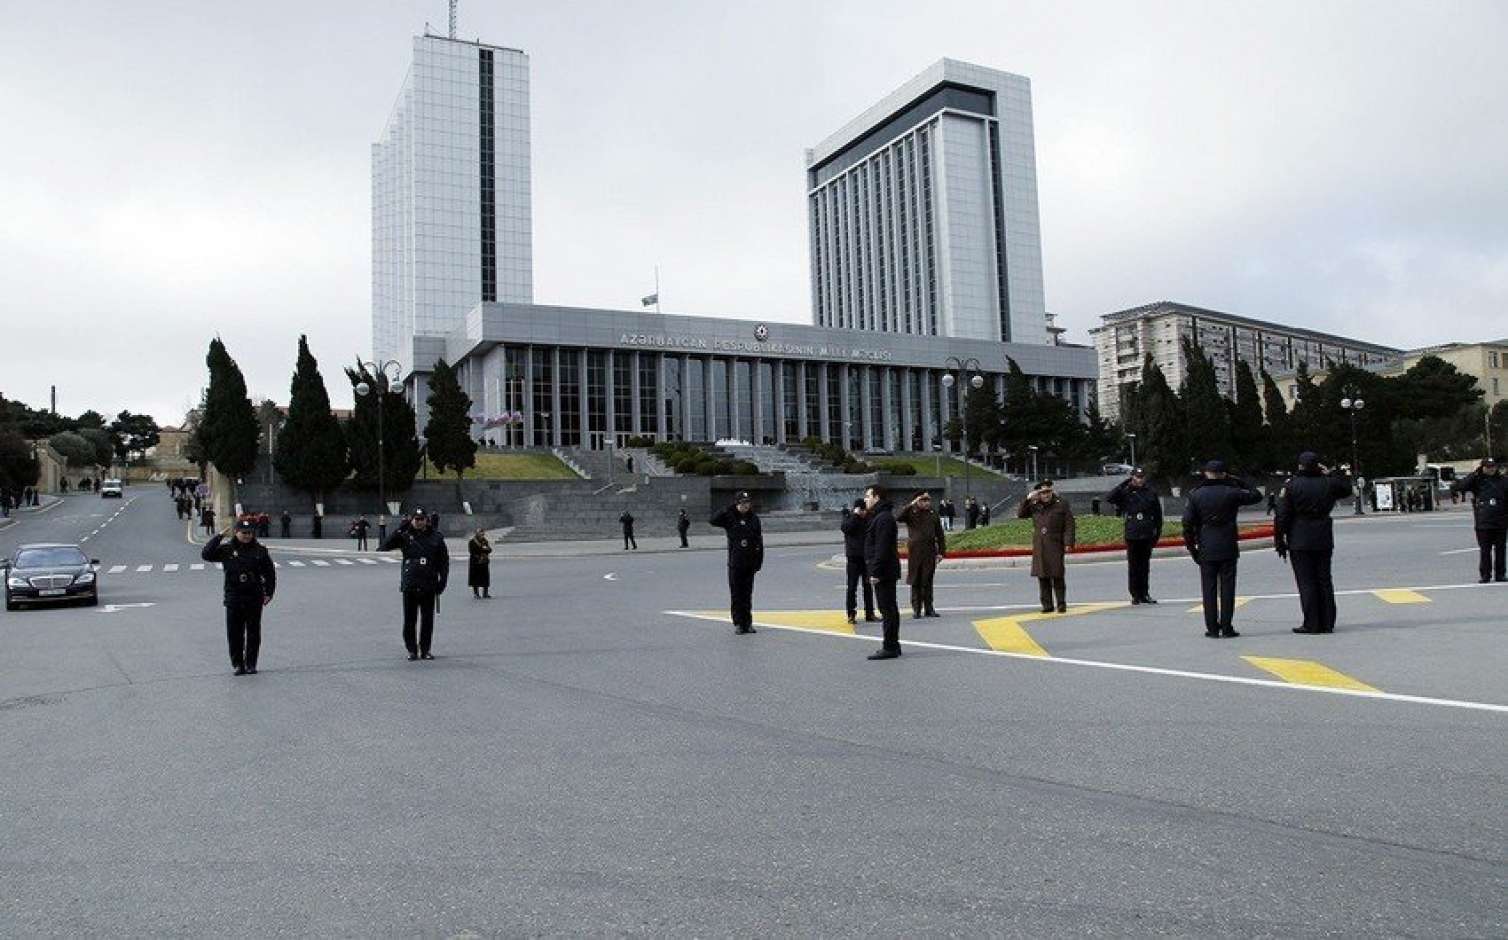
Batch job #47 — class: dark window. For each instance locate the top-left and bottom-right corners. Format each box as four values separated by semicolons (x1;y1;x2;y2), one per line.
988;122;1010;341
530;347;553;446
587;351;608;439
639;355;658;436
559;351;581;446
479;49;497;302
613;354;634;439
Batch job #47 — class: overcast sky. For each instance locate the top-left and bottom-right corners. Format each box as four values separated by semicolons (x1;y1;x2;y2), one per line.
3;0;1506;425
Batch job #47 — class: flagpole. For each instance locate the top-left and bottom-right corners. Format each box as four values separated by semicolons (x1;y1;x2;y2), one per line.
654;265;661;313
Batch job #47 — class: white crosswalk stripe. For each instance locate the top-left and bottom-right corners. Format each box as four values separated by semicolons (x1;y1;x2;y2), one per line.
358;558;378;565
311;560;331;567
334;558;355;566
287;560;306;567
136;564;152;572
108;565;127;574
164;564;179;572
190;564;204;571
380;557;400;563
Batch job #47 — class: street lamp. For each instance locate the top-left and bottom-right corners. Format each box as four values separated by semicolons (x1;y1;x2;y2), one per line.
1028;444;1040;483
355;359;405;542
942;356;985;497
1125;432;1137;470
1340;386;1365;515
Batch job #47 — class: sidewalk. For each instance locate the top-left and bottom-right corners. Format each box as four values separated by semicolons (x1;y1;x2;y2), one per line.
0;494;63;530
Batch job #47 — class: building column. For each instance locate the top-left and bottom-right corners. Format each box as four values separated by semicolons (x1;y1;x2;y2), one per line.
752;360;766;445
919;369;933;452
879;367;895;451
860;365;874;450
901;368;914;454
550;347;563;447
796;361;809;439
578;348;590;446
704;356;717;442
630;351;642;436
603;350;616;447
681;354;693;440
656;353;668;440
725;358;738;441
773;361;787;445
523;346;535;447
818;363;831;443
838;364;852;449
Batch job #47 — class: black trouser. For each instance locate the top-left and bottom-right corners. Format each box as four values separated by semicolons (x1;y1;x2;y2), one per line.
874;577;900;651
281;523;290;538
356;535;368;551
623;530;637;550
728;566;756;629
909;559;937;614
1291;548;1337;631
845;557;874;619
1038;577;1066;611
679;529;689;548
1198;558;1239;633
402;590;437;654
1126;538;1154;600
225;598;263;669
1478;528;1507;580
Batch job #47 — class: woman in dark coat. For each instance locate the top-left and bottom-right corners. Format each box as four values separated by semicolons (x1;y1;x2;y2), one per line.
1018;480;1076;614
467;528;493;599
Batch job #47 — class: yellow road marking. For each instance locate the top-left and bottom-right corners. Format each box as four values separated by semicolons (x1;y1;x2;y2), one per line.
692;610;856;634
1373;589;1430;604
1019;601;1127;623
1242;656;1378;692
1187;596;1253;614
973;618;1049;657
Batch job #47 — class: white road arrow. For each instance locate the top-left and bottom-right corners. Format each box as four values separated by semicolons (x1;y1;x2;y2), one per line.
98;603;157;614
603;572;618;581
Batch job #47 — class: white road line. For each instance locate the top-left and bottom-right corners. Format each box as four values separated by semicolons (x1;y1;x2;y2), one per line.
191;564;205;571
108;565;127;574
357;558;378;565
663;611;1508;715
334;558;355;566
136;565;152;572
311;560;330;567
163;564;179;572
287;560;306;567
380;557;400;564
1440;548;1479;555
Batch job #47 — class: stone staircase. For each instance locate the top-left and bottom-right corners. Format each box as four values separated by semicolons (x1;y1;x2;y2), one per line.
721;444;834;475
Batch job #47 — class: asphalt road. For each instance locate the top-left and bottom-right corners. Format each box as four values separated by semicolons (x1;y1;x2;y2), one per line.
1;487;1504;936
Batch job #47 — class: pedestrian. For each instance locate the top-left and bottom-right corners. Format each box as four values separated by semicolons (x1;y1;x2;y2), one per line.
1182;459;1264;638
1274;452;1352;634
939;497;955;531
980;501;992;526
1019;479;1076;614
279;509;291;539
1105;467;1163;604
467;528;492;599
1452;457;1507;583
619;510;637;550
350;514;371;551
965;497;980;530
200;518;276;676
840;498;876;625
1266;489;1278;516
626;455;635;475
60;479;69;493
710;490;763;634
677;509;691;548
897;490;946;619
312;512;323;539
378;509;450;660
862;484;903;660
200;505;216;535
257;512;270;538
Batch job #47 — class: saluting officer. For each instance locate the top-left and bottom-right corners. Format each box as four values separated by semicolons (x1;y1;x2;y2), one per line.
1274;452;1352;634
1182;460;1263;638
379;508;450;660
710;490;763;634
840;499;877;625
1105;467;1163;604
1452;457;1508;582
201;518;276;676
896;490;946;619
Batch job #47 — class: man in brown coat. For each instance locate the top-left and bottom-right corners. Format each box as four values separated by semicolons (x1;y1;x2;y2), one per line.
896;491;946;619
1019;479;1076;613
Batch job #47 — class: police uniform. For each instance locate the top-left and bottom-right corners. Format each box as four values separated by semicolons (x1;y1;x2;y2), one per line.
1181;463;1263;637
1105;473;1163;604
379;512;450;659
710;493;763;634
200;524;276;674
1452;461;1508;582
1274;455;1352;633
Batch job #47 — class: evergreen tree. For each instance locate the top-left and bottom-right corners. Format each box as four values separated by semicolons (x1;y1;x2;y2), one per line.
48;431;95;468
1489;400;1508;458
0;426;40;492
1228;360;1266;473
345;362;421;494
1392;355;1481;420
275;336;351;500
1179;338;1232;468
78;427;115;468
110;411;160;464
202;338;259;477
423;358;478;481
75;410;107;430
961;382;1001;458
1260;369;1293;470
1137;355;1185;485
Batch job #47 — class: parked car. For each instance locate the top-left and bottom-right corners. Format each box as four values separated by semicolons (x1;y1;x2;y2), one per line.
100;479;124;498
3;543;101;610
1101;463;1135;476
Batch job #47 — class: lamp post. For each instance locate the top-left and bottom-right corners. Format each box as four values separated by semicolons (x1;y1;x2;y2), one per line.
942;357;984;497
355;360;405;542
1028;444;1040;483
1340;386;1365;515
1126;432;1137;470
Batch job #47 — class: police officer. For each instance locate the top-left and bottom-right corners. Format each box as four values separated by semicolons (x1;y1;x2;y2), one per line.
897;491;946;619
677;509;691;548
1105;467;1163;604
1452;457;1508;583
840;498;876;625
379;508;450;660
201;518;276;675
619;510;637;551
1182;459;1263;638
1274;451;1352;634
863;484;903;660
710;491;763;634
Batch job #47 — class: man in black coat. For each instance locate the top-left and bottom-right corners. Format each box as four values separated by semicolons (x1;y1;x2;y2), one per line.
1274;452;1353;634
863;484;903;660
619;510;637;551
201;518;277;675
1452;457;1508;582
1182;460;1263;638
710;491;763;634
840;498;876;625
379;509;450;660
280;510;291;539
1105;467;1163;604
351;515;371;551
676;509;691;548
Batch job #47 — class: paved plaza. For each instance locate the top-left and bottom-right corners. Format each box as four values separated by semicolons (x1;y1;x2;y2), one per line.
1;489;1504;935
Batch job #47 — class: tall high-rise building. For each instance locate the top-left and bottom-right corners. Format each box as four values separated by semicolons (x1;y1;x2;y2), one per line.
805;59;1048;346
371;33;532;370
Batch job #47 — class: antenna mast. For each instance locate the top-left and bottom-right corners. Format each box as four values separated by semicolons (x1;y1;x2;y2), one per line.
448;0;458;39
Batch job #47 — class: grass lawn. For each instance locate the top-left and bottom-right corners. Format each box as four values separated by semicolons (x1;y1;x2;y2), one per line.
873;453;1004;478
943;517;1186;552
453;452;580;480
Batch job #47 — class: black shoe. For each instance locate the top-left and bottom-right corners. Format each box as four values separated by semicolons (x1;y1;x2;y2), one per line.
420;651;434;660
233;665;247;676
1056;604;1068;613
1497;577;1507;583
246;666;258;674
734;626;755;635
1292;626;1322;634
846;614;857;625
1141;596;1158;605
407;652;419;661
865;614;878;622
1221;629;1240;638
1480;578;1491;584
867;649;901;660
1204;631;1220;638
1130;597;1142;605
925;609;940;618
1041;606;1054;614
912;612;922;620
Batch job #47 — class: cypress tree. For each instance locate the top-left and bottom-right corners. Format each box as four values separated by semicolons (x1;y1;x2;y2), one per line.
1229;359;1266;474
1260;369;1293;471
345;362;421;494
1179;338;1232;469
423;358;478;481
202;338;259;478
275;336;350;501
1137;355;1185;485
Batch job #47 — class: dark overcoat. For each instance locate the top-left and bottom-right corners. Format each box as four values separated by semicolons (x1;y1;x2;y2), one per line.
896;503;946;585
467;536;492;588
1018;494;1076;579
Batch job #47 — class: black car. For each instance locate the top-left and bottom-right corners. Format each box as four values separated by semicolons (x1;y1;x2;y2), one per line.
3;543;100;610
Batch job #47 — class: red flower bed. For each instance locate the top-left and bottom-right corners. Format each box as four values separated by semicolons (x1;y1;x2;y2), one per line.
907;524;1276;559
